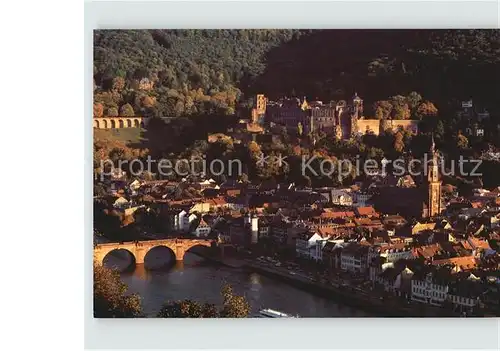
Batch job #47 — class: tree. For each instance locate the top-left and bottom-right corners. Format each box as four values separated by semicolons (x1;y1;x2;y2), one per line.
435;120;445;139
297;122;303;136
112;76;126;92
416;101;438;119
239;173;249;183
456;132;469;149
373;100;392;120
392;103;411;120
220;284;250;318
119;103;135;117
107;106;119;117
157;283;249;318
248;141;261;159
156;300;219;318
141;95;155;108
93;262;142;318
406;91;423;111
394;132;405;153
94;103;104;117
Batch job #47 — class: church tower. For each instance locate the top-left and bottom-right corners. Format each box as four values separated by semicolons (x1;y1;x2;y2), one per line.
427;134;442;218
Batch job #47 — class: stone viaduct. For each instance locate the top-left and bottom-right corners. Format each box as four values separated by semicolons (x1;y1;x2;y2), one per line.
93;238;214;265
93;117;145;129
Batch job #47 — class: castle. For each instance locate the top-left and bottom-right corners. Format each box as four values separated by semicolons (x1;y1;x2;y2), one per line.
251;93;419;138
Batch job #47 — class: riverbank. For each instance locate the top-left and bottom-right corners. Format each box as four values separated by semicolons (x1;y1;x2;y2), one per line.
195;252;458;317
244;260;461;317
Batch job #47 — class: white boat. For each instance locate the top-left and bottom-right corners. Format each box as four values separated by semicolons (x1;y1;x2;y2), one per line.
255;308;295;318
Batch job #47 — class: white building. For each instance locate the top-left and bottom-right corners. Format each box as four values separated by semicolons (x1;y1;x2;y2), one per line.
313;238;330;261
250;215;259;244
296;232;323;259
340;243;369;273
411;272;448;306
171;209;187;231
183;213;198;232
193;218;211;237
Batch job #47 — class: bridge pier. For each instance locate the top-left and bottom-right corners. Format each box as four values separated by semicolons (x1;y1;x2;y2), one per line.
133;247;148;264
175;245;186;261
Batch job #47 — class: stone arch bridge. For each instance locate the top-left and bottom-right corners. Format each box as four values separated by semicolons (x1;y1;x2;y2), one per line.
94;238;214;265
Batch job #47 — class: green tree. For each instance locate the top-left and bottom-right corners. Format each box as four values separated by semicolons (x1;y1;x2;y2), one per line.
373;100;392;120
391;103;411;120
93;262;142;318
107;106;119;117
435;120;445;139
119;103;135;117
406;91;423;111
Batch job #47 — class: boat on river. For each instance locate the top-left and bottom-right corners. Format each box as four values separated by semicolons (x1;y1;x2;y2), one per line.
255;308;296;318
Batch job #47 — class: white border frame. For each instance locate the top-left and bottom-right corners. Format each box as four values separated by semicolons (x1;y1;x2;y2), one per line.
85;1;500;349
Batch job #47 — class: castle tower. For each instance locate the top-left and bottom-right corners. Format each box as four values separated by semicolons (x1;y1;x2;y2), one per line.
301;96;309;111
256;94;267;115
252;94;267;124
427;134;442;218
352;92;363;118
335;101;345;139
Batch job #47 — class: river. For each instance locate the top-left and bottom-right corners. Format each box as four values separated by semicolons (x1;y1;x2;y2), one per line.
103;250;370;317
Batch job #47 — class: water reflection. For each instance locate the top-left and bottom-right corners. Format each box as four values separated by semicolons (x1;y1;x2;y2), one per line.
112;252;370;317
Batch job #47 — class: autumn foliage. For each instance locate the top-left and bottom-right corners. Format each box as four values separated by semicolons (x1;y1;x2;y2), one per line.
93;262;142;318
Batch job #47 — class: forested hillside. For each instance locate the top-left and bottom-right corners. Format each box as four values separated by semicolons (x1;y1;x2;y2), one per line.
94;29;500;119
93;29;306;117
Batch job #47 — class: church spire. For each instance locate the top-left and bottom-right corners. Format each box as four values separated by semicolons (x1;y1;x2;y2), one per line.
426;132;442;218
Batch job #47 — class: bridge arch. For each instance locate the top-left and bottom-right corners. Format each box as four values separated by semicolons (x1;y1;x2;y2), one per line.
126;119;132;128
103;119;108;129
118;119;125;128
142;245;177;269
101;248;136;271
94;119;100;128
110;119;116;129
184;243;213;258
134;119;140;128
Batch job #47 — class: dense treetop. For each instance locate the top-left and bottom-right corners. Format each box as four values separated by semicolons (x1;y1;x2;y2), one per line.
94;30;305;117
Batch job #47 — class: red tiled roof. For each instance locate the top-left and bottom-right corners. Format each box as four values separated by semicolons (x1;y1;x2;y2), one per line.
211;197;227;206
468;237;491;250
432;256;478;270
416;243;442;259
320;211;355;219
356;206;377;216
